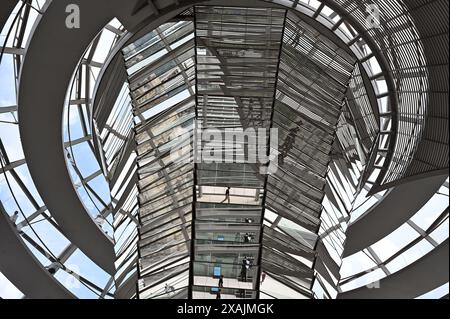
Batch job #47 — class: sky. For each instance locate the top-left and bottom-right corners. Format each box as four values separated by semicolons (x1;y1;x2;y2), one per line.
0;2;113;298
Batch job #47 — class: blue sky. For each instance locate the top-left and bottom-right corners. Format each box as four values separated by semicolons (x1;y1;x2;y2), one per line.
0;37;112;300
0;3;448;299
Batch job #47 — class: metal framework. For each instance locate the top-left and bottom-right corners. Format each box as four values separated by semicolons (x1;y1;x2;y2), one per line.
0;0;448;299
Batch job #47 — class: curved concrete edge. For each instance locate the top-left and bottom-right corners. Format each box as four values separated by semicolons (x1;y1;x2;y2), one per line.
343;173;447;257
338;239;449;299
368;168;449;196
0;0;17;31
17;0;118;274
0;203;75;299
16;0;199;277
16;0;207;277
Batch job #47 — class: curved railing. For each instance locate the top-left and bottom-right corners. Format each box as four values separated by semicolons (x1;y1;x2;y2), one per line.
0;0;115;299
339;177;448;296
